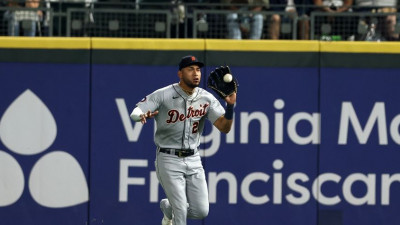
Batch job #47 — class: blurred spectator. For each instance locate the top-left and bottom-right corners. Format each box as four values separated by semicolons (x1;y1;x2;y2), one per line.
268;0;295;39
269;0;312;39
224;0;269;39
314;0;352;13
25;0;43;36
354;0;399;41
313;0;353;40
3;0;43;36
3;0;22;36
268;0;285;39
291;0;313;39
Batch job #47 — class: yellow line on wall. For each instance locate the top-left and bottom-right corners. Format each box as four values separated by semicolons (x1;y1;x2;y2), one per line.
320;41;400;53
0;37;91;49
1;37;400;54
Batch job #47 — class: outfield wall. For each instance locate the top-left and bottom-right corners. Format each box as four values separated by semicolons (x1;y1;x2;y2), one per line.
1;38;400;225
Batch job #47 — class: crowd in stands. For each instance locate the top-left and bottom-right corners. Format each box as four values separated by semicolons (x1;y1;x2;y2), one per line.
1;0;399;41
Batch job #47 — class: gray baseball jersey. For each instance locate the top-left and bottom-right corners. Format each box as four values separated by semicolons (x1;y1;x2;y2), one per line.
136;83;225;150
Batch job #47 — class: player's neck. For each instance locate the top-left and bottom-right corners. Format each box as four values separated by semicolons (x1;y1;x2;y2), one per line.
179;82;194;95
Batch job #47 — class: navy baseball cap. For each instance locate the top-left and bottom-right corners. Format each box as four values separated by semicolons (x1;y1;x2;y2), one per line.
179;55;204;70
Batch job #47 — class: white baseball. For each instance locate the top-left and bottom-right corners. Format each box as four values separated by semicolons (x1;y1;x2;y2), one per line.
223;73;233;83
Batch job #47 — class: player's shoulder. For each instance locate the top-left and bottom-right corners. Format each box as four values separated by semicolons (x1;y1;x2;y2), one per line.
158;84;175;91
151;84;175;95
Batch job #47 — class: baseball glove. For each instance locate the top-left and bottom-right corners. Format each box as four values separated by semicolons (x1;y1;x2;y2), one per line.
207;66;238;98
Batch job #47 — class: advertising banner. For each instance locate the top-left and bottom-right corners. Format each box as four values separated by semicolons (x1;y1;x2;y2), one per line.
90;64;177;225
0;62;90;225
89;63;320;225
319;68;400;225
1;39;399;225
89;64;399;225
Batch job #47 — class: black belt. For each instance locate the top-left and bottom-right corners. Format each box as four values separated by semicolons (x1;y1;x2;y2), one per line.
159;148;194;157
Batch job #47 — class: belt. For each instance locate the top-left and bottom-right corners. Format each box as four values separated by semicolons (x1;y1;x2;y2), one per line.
159;148;194;157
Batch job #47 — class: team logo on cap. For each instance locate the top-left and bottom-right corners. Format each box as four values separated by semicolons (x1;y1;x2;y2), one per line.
191;56;196;61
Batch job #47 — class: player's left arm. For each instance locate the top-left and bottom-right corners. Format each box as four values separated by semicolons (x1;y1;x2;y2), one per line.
213;93;236;133
213;116;233;133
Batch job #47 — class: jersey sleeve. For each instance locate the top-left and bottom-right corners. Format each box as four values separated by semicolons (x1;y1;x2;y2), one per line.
136;89;163;113
207;97;225;124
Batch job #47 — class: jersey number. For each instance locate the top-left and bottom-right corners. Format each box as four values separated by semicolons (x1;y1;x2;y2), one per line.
192;122;199;134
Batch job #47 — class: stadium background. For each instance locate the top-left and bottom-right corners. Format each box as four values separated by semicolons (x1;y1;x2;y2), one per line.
0;37;400;225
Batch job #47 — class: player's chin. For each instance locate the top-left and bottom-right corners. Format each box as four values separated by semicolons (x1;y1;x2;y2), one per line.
191;81;200;87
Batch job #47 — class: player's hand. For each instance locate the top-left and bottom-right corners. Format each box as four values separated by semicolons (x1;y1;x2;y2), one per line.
140;110;159;124
224;92;236;105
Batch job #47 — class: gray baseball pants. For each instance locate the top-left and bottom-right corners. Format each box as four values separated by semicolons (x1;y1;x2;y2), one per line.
155;150;209;225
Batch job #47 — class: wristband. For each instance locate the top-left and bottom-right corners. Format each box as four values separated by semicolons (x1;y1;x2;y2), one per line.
130;107;144;122
224;104;234;120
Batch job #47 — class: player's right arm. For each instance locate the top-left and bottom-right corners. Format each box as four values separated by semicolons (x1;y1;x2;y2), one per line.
130;107;159;124
131;88;163;124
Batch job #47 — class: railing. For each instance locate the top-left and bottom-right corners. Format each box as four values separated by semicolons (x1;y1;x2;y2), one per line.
66;8;171;37
0;2;399;41
1;6;53;36
191;10;299;39
311;11;400;41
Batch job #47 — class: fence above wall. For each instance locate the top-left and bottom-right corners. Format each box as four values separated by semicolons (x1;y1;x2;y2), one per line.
1;2;400;41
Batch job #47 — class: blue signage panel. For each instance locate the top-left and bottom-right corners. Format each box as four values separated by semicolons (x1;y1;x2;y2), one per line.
90;64;179;225
0;62;90;225
320;68;400;225
89;64;319;225
203;66;319;225
1;60;399;225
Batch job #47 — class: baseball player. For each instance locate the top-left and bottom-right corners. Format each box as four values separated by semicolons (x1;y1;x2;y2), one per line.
130;55;237;225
